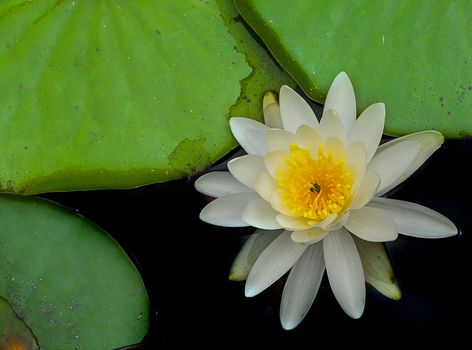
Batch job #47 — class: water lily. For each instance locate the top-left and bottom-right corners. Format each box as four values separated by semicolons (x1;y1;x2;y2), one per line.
195;72;457;329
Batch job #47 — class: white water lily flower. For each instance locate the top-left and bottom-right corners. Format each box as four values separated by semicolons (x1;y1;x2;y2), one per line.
195;72;457;330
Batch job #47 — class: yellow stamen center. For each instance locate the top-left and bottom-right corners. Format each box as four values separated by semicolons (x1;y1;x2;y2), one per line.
277;143;354;221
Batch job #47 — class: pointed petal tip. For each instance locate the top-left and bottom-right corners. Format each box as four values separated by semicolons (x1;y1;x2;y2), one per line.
336;71;348;79
198;208;219;226
279;85;296;102
194;171;250;197
194;176;204;192
229;117;269;155
415;129;445;145
280;319;298;331
263;91;279;108
439;223;459;238
367;101;385;111
368;197;458;239
372;102;386;119
324;71;356;132
199;206;211;222
198;207;226;226
228;116;241;127
227;154;265;189
333;71;352;86
391;288;402;301
375;130;446;196
199;193;259;227
375;274;402;301
432;130;445;144
228;272;242;282
279;85;318;132
244;285;258;298
263;91;283;128
280;84;293;94
347;303;365;319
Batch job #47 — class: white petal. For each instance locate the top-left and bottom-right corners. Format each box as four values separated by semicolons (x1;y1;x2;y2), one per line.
242;199;282;230
266;128;295;152
270;192;293;216
324;137;347;164
230;117;269;155
347;140;367;180
323;72;356;132
353;236;401;300
321;212;349;231
323;228;365;318
244;129;269;156
264;150;288;178
229;229;282;281
350;171;380;209
345;207;398;242
263;91;283;128
194;171;251;197
253;171;278;202
295;124;322;150
228;155;265;189
367;140;420;195
375;131;444;196
349;103;385;163
276;214;311;230
245;231;307;297
308;213;337;228
200;192;259;227
279;85;318;133
318;109;348;144
367;197;458;238
291;227;328;244
280;243;325;330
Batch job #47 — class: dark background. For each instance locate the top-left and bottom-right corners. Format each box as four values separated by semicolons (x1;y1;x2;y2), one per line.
44;125;471;347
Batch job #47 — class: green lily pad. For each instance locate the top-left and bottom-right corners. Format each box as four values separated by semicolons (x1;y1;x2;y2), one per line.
234;0;472;139
0;194;149;349
0;0;293;194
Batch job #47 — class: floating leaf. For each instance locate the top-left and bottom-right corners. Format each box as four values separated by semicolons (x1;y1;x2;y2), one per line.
0;0;293;194
235;0;472;139
0;195;149;349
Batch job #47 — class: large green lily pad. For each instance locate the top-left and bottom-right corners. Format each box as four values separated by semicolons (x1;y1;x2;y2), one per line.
234;0;472;139
0;0;293;194
0;194;149;349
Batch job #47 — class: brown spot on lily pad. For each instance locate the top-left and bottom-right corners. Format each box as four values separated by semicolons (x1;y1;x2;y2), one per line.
0;296;39;350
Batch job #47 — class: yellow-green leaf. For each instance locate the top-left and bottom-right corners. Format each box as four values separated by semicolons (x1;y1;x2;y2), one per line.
0;0;293;194
235;0;472;139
